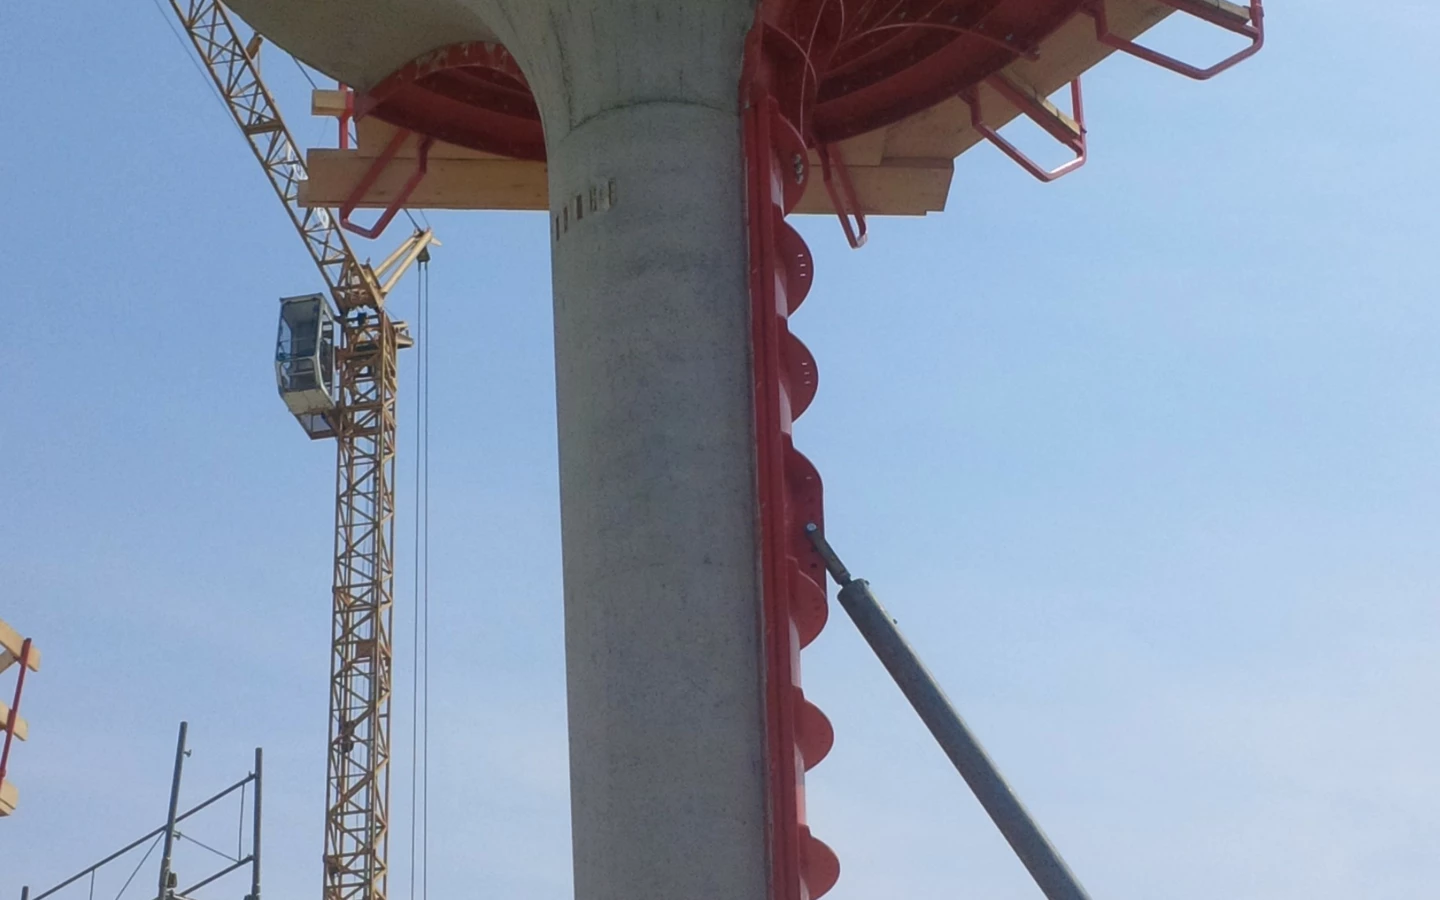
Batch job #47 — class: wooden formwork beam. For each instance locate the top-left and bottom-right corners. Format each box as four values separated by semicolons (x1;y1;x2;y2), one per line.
0;619;39;674
0;701;26;742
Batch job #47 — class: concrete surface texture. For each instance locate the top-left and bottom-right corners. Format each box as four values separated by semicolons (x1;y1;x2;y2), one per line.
223;2;771;898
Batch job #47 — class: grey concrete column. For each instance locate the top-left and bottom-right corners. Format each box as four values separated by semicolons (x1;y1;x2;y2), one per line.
546;100;768;900
503;5;769;900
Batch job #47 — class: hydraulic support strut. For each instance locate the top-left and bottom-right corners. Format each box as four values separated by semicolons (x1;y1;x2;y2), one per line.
806;525;1095;900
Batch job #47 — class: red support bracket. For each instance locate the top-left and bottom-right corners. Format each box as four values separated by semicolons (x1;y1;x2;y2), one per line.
963;76;1087;184
817;144;868;249
339;129;434;240
1084;0;1265;81
338;86;355;150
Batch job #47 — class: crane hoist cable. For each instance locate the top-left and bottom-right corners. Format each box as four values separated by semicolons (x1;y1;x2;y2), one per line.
406;254;432;900
419;259;432;900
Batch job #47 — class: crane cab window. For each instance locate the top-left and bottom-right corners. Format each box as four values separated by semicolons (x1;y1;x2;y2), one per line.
276;294;337;427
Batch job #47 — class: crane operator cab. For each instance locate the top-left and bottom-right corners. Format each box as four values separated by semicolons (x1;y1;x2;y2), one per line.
275;293;338;439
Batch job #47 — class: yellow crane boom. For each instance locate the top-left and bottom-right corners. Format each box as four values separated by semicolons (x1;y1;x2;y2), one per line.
164;5;433;900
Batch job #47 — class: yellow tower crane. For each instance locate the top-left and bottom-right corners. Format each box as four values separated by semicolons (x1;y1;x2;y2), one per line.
164;5;433;900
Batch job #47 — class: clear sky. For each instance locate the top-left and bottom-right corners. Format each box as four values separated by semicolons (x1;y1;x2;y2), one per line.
2;3;1437;898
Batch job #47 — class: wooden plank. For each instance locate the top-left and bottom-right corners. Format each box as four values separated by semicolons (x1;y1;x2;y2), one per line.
0;778;16;816
795;157;953;216
0;700;26;741
839;128;889;167
1009;0;1172;95
301;151;548;211
992;72;1082;141
0;619;39;673
1196;0;1253;27
807;127;888;168
312;88;347;117
302;151;952;216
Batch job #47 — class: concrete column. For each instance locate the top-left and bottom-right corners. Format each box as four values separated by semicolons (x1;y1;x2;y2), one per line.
501;5;769;900
546;101;767;900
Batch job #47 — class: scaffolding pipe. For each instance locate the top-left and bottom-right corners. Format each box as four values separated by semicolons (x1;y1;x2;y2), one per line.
250;748;263;900
22;773;254;900
156;723;188;900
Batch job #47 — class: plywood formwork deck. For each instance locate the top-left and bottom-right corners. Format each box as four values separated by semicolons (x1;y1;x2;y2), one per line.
297;1;1179;216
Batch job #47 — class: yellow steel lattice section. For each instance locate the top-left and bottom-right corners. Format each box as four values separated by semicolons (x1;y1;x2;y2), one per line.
326;312;398;900
166;6;397;900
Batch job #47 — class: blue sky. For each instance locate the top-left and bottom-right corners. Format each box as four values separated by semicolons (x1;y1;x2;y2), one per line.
2;2;1437;898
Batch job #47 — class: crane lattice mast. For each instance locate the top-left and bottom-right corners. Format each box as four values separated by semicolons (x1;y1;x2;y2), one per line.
165;7;430;900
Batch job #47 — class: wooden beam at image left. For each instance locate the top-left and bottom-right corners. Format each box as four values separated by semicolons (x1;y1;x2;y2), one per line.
0;618;39;674
0;700;26;741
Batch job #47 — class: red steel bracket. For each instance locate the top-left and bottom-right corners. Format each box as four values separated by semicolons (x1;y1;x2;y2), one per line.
1085;0;1265;81
339;86;355;150
963;77;1087;184
339;129;434;240
817;144;868;249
